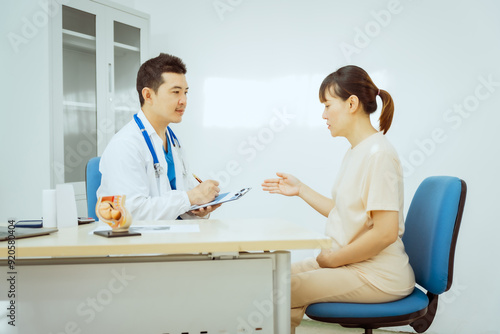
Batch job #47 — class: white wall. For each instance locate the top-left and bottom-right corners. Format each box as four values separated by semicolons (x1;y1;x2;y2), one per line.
1;2;52;220
1;0;499;333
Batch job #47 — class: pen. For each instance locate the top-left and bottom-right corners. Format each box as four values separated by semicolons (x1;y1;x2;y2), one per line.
192;173;203;183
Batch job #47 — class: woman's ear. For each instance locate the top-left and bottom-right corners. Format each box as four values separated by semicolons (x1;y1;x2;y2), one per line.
348;95;359;113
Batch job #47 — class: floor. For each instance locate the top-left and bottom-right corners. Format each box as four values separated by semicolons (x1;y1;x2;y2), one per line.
297;319;411;334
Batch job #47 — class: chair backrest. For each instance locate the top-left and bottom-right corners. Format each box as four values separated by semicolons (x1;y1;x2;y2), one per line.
402;176;466;295
85;157;102;221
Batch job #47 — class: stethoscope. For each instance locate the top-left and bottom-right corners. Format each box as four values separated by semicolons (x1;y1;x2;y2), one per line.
134;113;186;179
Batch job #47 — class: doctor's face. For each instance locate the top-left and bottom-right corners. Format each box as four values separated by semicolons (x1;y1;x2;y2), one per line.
321;91;352;138
150;72;189;124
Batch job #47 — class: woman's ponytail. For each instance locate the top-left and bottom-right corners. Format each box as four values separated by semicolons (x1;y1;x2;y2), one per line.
378;89;394;134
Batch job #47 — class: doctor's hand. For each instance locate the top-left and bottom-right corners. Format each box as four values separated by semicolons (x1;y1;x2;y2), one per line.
190;204;222;217
187;180;220;205
261;172;302;196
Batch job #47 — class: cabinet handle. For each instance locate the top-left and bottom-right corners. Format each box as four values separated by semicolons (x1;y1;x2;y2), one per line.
108;63;113;96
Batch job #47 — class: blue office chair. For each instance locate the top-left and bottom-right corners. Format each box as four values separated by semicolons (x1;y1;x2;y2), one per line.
305;176;467;334
85;157;102;221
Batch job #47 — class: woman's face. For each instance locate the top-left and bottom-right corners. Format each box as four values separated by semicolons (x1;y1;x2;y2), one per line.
321;91;352;138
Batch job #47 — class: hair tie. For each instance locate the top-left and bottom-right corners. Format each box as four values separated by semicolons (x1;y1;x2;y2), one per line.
377;89;381;96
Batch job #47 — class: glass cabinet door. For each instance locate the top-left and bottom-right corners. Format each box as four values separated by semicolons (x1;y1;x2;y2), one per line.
61;6;97;183
112;21;141;132
51;0;149;215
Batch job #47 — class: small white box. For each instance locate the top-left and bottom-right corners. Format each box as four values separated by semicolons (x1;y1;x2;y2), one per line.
56;184;78;228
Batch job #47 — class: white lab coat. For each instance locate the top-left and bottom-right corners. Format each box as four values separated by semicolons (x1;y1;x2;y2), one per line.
97;110;201;220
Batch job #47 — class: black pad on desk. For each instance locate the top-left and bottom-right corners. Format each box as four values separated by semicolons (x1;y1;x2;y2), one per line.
0;227;58;241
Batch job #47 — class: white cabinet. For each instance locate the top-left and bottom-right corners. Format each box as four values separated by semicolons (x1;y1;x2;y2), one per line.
50;0;149;214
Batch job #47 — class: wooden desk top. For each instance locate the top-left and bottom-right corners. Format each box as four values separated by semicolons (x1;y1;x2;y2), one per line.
0;219;331;258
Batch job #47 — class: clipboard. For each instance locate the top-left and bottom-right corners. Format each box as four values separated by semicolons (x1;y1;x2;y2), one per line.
190;188;251;210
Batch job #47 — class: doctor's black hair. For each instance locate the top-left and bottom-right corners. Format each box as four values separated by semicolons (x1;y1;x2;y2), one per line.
136;53;187;106
319;65;395;134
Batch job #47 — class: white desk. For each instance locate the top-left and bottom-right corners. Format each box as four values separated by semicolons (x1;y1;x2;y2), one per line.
0;219;330;334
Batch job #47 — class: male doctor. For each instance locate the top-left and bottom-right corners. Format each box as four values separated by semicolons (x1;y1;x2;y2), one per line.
97;53;220;220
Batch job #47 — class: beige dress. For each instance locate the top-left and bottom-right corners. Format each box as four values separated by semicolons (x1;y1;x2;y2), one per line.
291;132;415;327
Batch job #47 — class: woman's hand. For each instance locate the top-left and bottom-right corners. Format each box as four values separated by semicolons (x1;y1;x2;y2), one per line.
262;172;334;217
261;172;302;196
316;249;341;268
317;211;400;268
